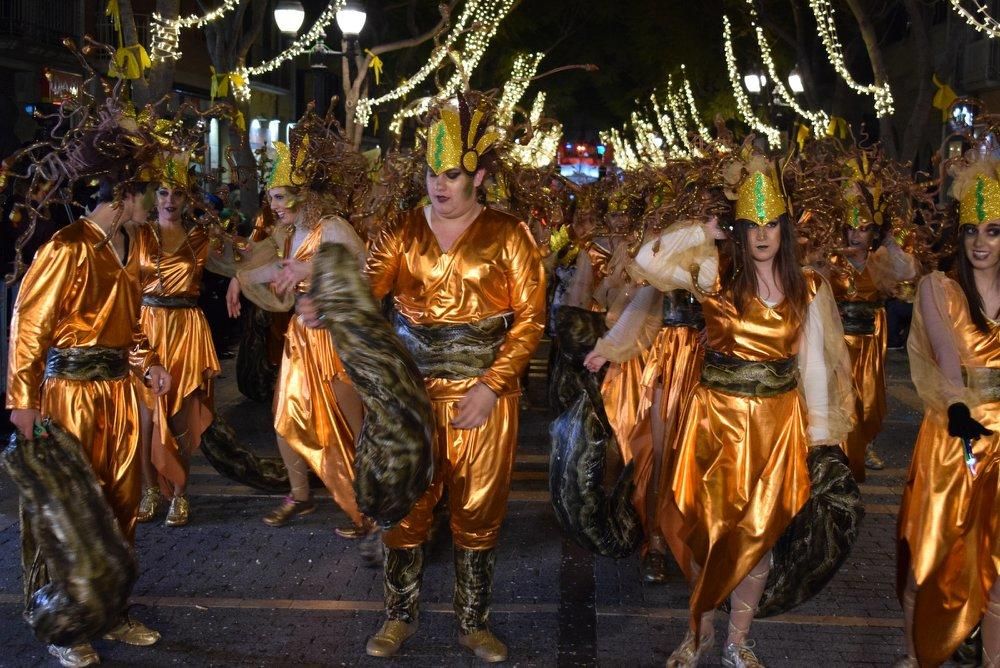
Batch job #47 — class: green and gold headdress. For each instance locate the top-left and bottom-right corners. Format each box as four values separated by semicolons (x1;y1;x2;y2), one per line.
426;93;500;175
730;153;787;226
951;154;1000;226
842;152;885;229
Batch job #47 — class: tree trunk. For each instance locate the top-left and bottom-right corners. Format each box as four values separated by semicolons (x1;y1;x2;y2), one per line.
898;0;933;165
843;0;898;157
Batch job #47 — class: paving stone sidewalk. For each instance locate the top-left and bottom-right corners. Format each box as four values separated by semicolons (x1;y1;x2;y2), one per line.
0;351;930;666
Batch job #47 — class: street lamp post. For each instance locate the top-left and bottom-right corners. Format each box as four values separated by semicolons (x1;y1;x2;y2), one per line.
274;1;305;120
307;2;367;120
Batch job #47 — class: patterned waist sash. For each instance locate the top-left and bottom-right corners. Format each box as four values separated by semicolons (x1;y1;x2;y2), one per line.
662;290;704;329
392;311;512;380
700;349;797;397
45;346;128;381
142;295;198;309
837;300;883;336
964;366;1000;404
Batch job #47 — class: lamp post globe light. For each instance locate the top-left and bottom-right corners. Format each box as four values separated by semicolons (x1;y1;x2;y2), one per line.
743;70;766;95
787;68;805;94
336;0;367;38
274;0;306;35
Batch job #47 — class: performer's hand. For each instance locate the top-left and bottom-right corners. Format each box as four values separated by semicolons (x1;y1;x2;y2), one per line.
274;259;310;295
947;403;992;441
10;409;42;441
148;366;172;397
295;295;325;329
451;383;499;430
583;350;608;373
226;277;242;318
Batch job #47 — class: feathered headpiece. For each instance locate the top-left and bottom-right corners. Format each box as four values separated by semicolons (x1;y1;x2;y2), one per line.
426;92;501;175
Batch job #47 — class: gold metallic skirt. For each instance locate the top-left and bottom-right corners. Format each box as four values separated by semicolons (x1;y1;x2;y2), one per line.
898;400;1000;667
273;316;362;525
138;304;221;493
843;307;887;481
672;357;810;630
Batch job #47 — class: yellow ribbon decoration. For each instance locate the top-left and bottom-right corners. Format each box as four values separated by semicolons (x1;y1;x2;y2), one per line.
235;110;247;132
826;116;849;139
795;123;811;151
105;0;121;38
365;49;383;86
932;74;958;122
109;44;151;80
210;68;245;102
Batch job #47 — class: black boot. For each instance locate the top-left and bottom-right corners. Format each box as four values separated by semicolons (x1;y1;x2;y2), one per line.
454;547;507;662
366;546;423;657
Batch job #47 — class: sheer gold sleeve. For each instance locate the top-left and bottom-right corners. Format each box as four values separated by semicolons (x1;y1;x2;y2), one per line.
797;276;855;445
868;239;919;296
627;219;719;298
908;272;972;412
593;284;663;363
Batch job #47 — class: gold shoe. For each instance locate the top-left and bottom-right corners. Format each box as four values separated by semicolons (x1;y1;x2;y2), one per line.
335;517;376;539
48;643;100;667
165;495;190;527
136;487;161;523
102;617;161;646
366;619;417;657
459;628;508;663
666;630;714;668
721;640;764;668
262;496;316;527
865;444;885;470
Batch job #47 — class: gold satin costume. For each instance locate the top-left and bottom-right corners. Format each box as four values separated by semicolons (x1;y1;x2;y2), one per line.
366;207;546;550
134;223;222;494
829;254;887;481
900;272;1000;667
7;218;159;543
670;275;822;629
271;220;366;527
640;311;704;567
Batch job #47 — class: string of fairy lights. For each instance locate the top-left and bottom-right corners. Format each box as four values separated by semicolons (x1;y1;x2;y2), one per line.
665;77;702;157
149;0;241;62
234;0;346;102
510;93;563;168
722;15;783;148
949;0;1000;38
679;65;725;151
631;111;668;167
809;0;894;117
745;0;829;136
497;52;545;127
360;0;515;131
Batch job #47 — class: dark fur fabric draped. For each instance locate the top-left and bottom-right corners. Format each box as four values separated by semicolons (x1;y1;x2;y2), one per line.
756;445;864;617
548;316;642;558
1;422;137;646
311;243;434;527
548;306;608;413
236;303;279;403
201;417;322;492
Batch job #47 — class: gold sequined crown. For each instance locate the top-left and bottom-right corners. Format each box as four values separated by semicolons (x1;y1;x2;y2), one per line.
426;94;500;175
145;150;191;189
957;170;1000;226
734;160;787;225
267;139;309;190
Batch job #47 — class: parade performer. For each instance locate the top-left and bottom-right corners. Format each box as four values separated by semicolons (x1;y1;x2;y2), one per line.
226;113;374;538
897;151;1000;667
628;149;853;667
822;148;918;479
362;93;546;662
5;50;173;665
584;173;712;584
134;150;234;527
